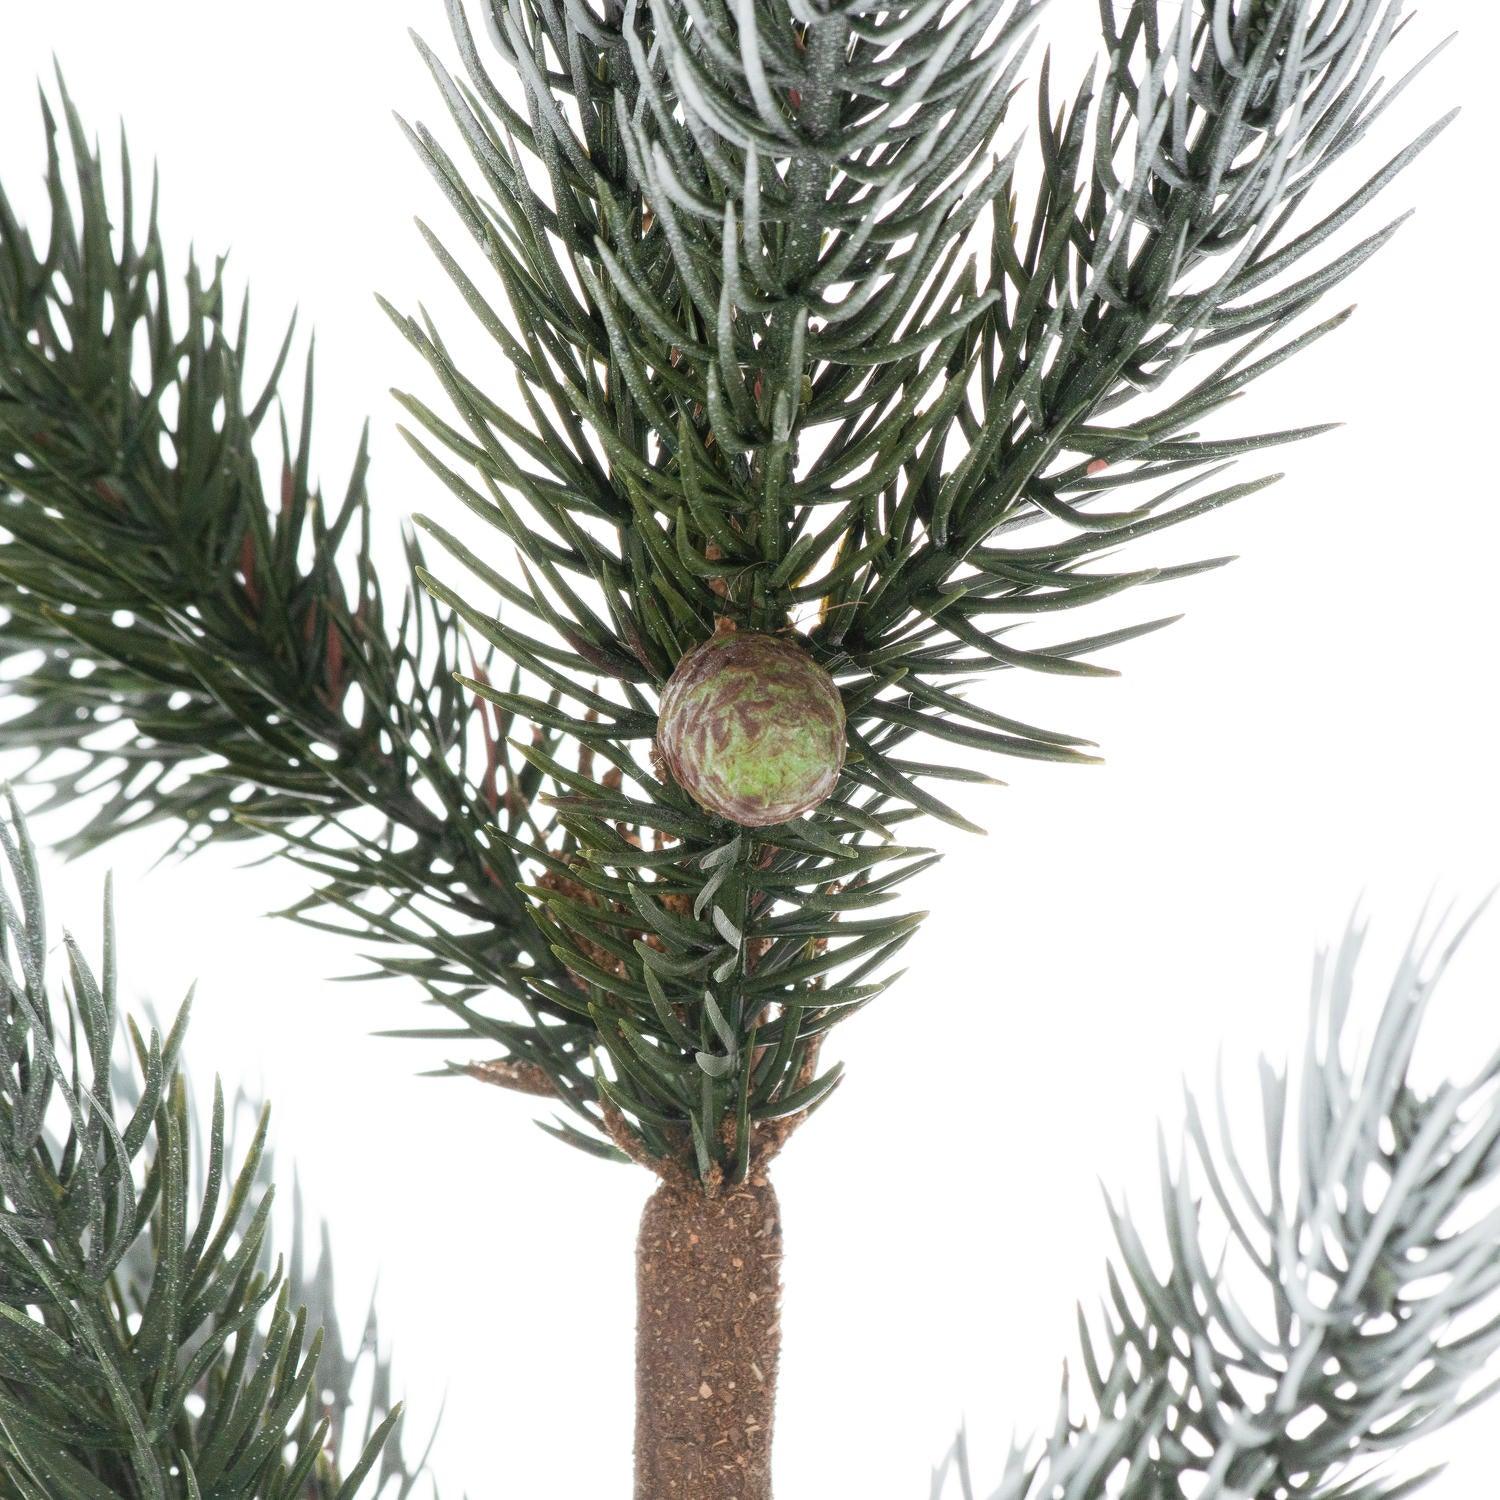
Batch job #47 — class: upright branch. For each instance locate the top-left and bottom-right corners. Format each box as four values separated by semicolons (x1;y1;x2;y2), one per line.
0;797;422;1497
384;0;1451;1183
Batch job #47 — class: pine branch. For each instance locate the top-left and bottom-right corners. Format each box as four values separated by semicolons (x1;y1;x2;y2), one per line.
928;912;1500;1500
0;795;431;1498
0;81;614;1153
385;0;1453;1180
0;3;1458;1183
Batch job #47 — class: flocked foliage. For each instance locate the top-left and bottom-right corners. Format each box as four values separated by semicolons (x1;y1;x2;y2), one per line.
0;1;1454;1186
923;912;1500;1500
0;798;431;1498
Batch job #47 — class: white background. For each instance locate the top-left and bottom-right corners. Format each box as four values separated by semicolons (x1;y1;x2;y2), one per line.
2;3;1499;1496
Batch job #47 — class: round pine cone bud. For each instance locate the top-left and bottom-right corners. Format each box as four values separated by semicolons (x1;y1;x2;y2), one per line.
656;629;845;828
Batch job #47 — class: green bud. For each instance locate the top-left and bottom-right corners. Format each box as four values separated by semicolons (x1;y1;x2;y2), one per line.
656;628;845;828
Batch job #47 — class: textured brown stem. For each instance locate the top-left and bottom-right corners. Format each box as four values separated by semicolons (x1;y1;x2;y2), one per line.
461;1057;556;1096
635;1172;782;1500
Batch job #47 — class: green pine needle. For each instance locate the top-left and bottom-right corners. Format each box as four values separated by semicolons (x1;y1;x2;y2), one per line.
0;797;431;1498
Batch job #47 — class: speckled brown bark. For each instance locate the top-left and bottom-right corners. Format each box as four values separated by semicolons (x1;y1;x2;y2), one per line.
635;1173;782;1500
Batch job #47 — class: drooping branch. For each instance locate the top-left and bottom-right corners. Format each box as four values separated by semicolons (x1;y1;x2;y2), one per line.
0;79;612;1150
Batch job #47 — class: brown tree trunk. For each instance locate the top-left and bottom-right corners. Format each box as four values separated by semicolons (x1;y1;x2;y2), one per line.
634;1170;782;1500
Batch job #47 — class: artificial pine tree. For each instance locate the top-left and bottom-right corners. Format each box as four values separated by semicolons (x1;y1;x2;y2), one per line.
2;2;1496;1497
